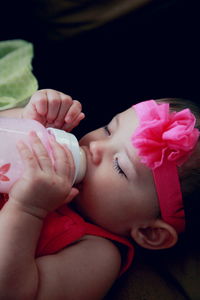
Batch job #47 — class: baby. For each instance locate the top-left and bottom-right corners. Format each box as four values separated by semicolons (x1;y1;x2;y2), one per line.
0;89;199;299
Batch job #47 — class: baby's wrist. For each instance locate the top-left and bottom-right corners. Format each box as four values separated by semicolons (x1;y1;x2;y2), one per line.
6;197;48;220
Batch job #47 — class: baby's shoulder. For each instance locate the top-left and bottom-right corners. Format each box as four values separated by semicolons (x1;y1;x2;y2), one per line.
60;235;121;297
36;235;122;298
79;234;122;267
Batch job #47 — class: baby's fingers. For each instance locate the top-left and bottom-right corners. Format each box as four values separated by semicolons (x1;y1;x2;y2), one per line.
62;112;85;132
64;187;79;203
64;100;83;125
53;92;73;127
29;131;53;172
45;89;62;123
16;140;39;175
49;138;75;183
31;90;48;117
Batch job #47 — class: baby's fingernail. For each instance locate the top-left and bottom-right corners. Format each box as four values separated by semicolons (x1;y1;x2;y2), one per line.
65;116;72;124
29;131;37;137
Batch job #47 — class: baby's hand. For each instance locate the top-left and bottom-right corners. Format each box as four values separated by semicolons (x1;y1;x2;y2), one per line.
22;89;85;131
9;132;79;219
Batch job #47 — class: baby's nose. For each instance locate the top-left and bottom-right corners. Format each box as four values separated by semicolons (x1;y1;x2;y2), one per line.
89;140;104;165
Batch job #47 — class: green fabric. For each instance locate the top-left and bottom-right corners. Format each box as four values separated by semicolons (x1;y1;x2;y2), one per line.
0;39;38;110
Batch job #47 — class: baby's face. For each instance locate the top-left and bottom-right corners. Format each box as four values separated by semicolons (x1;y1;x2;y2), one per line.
74;107;159;236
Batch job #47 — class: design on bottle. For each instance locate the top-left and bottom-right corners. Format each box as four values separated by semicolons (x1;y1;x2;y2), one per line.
0;163;11;182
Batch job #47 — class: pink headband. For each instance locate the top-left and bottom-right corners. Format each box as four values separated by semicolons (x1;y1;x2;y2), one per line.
131;100;200;233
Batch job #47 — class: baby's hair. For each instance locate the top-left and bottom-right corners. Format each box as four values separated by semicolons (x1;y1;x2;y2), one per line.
158;98;200;237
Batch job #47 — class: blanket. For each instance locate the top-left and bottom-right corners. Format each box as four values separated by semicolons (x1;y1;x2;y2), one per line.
0;39;38;110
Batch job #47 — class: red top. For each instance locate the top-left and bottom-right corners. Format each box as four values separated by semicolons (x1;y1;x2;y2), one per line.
0;194;134;276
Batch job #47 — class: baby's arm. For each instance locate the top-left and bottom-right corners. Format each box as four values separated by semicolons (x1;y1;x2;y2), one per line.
0;133;78;298
0;89;85;131
36;234;121;299
0;134;120;299
0;107;23;118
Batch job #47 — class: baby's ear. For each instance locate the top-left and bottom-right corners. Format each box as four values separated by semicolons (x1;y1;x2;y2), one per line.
131;219;178;250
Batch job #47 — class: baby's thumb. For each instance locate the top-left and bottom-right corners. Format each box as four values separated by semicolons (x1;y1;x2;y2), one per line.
65;187;79;203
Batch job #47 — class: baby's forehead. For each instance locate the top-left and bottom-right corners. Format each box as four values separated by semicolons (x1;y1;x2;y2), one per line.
116;108;142;160
114;107;132;119
117;107;139;131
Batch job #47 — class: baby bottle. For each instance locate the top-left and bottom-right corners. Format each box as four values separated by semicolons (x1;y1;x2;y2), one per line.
0;117;87;193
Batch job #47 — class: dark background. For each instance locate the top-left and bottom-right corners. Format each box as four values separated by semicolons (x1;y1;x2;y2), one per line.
0;0;199;138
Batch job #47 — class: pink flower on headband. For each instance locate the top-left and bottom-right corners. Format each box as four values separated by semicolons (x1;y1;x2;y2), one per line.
132;100;199;169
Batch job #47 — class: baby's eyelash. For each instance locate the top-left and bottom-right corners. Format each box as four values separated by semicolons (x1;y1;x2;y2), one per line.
113;158;126;178
103;125;111;135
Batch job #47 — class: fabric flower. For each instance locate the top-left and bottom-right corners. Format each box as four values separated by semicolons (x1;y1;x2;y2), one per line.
131;100;199;169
